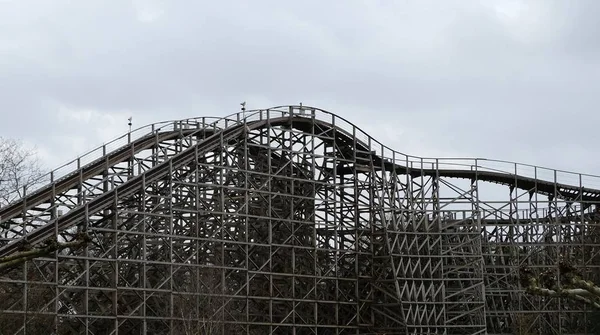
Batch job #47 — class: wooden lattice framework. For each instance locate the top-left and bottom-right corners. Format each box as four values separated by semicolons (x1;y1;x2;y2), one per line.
1;106;600;334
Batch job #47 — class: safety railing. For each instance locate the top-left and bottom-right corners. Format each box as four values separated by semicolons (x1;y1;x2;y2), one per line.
0;107;320;240
5;104;600;222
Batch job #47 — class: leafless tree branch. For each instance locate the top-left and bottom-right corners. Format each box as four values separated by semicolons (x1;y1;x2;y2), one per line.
0;233;91;272
0;137;46;207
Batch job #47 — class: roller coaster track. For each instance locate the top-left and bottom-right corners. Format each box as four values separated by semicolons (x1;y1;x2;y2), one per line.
2;110;599;245
2;105;600;334
0;128;201;223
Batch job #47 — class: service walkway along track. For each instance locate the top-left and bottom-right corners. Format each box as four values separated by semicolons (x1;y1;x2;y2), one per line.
2;106;600;334
2;114;600;259
0;121;253;259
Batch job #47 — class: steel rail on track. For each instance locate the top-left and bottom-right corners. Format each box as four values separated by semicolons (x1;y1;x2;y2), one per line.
0;119;259;258
292;119;600;203
2;113;600;259
0;129;206;223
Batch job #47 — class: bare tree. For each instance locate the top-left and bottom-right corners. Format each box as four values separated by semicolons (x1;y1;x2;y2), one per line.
0;137;51;270
0;137;45;206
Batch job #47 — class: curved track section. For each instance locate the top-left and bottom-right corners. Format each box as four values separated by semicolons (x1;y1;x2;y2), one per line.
1;106;600;334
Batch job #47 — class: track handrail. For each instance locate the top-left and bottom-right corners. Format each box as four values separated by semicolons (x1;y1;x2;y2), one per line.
289;116;600;201
0;111;270;223
1;112;600;258
0;116;273;257
0;112;261;209
7;104;600;207
3;105;600;242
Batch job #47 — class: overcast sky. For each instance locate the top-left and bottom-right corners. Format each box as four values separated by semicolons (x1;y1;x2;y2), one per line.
1;0;599;180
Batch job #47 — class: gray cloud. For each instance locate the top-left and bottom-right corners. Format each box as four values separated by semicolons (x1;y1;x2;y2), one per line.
1;0;599;176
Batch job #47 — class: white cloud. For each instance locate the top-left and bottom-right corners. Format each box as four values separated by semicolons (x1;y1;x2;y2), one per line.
131;0;165;23
1;0;600;176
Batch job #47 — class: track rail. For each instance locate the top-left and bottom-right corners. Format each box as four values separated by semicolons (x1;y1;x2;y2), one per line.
0;119;260;257
1;110;600;258
0;130;196;223
293;119;600;203
0;114;248;223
